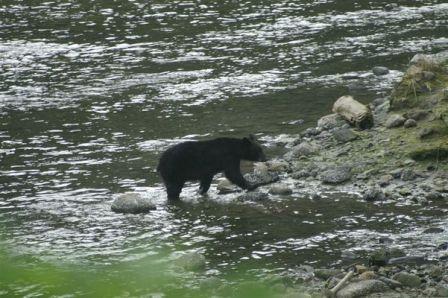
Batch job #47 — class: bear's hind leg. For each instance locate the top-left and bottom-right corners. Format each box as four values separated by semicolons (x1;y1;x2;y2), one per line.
198;175;213;195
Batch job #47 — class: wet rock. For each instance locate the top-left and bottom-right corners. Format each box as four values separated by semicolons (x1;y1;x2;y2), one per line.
392;272;421;288
377;277;402;289
368;248;405;266
404;119;417;128
427;265;444;280
384;3;399;11
401;169;417;181
175;251;206;271
354;265;368;274
284;142;319;160
111;193;156;214
244;171;280;186
437;242;448;250
291;170;311;179
302;127;321;137
269;184;293;195
398;187;412;196
317;114;346;130
372;66;390;76
426;190;443;200
390;169;402;179
217;179;239;194
385;114;406;128
405;109;429;121
341;250;359;261
314;268;341;280
379;237;393;244
320;166;352;184
363;187;386;202
336;280;389;298
237;191;269;202
388;256;427;265
378;174;394;187
332;128;358;143
423;227;444;234
359;271;376;280
436;285;448;297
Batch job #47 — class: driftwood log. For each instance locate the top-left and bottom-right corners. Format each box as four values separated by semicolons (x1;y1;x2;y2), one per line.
332;96;373;129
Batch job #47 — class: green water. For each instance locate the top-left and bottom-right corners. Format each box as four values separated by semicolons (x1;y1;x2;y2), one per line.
1;0;448;296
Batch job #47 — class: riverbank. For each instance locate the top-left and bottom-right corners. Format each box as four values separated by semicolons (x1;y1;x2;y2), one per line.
237;52;448;297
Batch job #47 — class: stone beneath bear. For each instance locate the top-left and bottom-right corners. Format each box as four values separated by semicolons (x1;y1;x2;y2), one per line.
244;171;279;186
217;178;239;194
111;192;156;214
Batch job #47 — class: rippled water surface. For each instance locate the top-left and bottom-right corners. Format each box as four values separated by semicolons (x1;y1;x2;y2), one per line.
1;0;448;296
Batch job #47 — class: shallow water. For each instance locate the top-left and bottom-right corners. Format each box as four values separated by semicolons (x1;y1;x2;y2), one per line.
1;0;448;296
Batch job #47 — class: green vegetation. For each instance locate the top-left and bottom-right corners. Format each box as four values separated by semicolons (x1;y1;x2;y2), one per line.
391;56;448;109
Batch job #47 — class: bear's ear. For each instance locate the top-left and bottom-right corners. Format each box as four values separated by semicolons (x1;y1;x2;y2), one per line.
248;134;256;142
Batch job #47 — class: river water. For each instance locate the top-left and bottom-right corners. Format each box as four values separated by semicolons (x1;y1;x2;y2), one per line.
1;0;448;296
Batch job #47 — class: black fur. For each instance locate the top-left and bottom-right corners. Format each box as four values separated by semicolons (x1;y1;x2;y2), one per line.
157;136;266;200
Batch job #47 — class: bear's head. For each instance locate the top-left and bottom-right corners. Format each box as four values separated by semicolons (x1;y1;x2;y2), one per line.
242;135;267;162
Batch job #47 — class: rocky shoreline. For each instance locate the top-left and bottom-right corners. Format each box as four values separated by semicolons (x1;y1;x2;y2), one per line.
219;52;448;297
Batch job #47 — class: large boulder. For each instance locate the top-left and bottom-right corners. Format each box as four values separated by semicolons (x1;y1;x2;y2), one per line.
336;280;389;298
320;166;352;184
111;193;156;214
284;142;320;160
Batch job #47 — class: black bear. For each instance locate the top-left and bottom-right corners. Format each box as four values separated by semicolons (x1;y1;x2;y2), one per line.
157;135;267;200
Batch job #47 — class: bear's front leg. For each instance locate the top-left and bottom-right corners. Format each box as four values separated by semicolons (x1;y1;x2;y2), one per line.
198;175;213;195
165;181;184;200
224;165;256;191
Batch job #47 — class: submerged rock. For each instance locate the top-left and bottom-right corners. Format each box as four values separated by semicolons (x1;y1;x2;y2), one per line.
336;280;389;298
111;193;156;214
237;191;269;202
372;66;390;76
175;252;206;271
363;187;386;202
320;166;352;184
